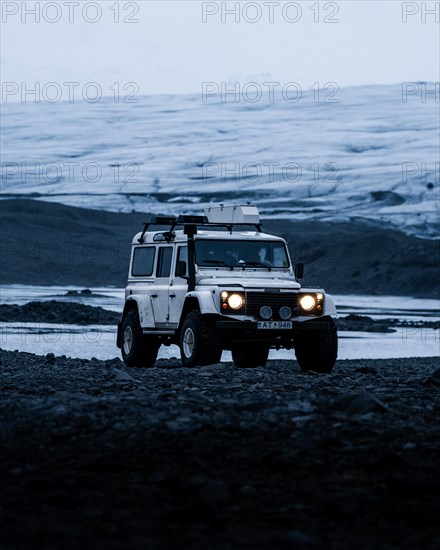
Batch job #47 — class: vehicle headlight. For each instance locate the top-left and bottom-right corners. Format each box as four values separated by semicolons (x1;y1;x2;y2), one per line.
228;293;244;310
220;290;245;313
299;294;316;311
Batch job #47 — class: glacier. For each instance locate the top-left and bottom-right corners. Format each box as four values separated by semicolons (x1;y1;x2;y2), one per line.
1;84;439;238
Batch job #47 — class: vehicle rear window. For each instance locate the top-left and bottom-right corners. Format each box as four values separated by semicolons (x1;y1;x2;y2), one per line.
132;247;155;277
157;247;173;278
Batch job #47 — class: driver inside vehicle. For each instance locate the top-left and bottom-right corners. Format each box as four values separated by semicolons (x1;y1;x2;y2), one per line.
225;249;238;266
258;247;273;267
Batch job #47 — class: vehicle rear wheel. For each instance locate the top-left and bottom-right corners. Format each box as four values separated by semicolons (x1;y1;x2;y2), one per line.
294;316;338;373
180;311;222;368
121;310;159;368
232;345;270;368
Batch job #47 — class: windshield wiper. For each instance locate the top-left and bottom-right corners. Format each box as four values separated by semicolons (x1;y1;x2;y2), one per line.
200;259;234;270
240;261;272;271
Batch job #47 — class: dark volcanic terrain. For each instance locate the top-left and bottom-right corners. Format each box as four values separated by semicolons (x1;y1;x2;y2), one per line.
1;199;439;297
1;349;439;549
0;300;119;325
1;301;439;334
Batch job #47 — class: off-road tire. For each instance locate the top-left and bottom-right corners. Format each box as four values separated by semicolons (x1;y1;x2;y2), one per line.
232;345;270;368
121;309;159;368
294;316;338;373
180;311;222;368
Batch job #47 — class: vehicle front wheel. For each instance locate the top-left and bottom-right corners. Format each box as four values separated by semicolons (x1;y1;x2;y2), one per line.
294;316;338;373
180;311;222;368
121;310;159;368
232;345;270;368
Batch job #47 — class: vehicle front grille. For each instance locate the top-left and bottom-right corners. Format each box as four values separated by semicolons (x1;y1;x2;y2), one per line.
245;291;299;320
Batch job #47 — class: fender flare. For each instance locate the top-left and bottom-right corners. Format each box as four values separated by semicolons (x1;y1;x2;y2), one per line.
117;296;156;347
323;293;338;317
178;290;219;328
186;290;218;314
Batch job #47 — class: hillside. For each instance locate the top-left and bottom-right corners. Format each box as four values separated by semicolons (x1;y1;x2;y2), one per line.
1;199;438;297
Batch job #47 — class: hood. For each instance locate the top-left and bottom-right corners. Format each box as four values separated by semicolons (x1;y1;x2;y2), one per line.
197;277;301;290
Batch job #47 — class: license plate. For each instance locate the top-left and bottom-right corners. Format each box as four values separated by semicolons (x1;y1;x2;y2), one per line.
257;321;293;330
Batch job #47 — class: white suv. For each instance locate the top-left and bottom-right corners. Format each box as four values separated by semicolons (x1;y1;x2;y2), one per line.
116;206;338;372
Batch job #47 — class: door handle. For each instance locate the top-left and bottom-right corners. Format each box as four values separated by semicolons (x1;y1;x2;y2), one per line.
151;294;158;298
170;294;176;298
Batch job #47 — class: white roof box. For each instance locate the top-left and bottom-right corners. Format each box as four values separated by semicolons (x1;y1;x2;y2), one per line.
204;205;260;225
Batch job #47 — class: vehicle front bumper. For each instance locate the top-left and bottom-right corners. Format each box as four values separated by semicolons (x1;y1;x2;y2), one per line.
215;318;328;347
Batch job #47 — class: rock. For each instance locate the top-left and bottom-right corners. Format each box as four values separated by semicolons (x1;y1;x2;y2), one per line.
424;367;440;386
165;416;201;433
53;405;68;417
1;348;439;549
356;412;376;422
287;529;316;545
0;301;119;325
337;314;396;333
238;484;258;498
356;366;378;375
110;368;133;382
332;392;388;414
287;400;315;414
198;481;230;504
45;353;55;364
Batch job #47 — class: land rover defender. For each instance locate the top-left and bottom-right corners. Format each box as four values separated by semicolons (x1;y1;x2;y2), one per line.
116;205;338;371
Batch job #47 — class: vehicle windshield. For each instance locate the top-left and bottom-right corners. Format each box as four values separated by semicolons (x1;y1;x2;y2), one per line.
195;239;290;269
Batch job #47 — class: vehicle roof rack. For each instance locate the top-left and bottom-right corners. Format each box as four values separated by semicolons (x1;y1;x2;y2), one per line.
138;215;177;243
138;214;262;243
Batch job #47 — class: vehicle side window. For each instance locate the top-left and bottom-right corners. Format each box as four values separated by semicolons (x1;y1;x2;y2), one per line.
132;246;155;277
157;247;173;278
175;246;188;277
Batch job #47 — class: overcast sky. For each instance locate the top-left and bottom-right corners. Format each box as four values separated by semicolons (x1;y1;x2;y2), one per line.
1;0;439;97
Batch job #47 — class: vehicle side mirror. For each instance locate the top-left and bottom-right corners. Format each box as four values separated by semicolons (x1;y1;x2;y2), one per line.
176;260;187;278
295;262;304;280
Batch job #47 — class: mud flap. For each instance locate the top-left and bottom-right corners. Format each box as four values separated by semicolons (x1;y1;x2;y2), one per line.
116;321;122;348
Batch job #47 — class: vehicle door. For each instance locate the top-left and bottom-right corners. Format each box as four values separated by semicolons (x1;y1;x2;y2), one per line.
129;245;157;328
151;245;174;326
168;245;188;328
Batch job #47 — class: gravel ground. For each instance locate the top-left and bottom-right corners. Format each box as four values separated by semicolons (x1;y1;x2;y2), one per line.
1;349;440;549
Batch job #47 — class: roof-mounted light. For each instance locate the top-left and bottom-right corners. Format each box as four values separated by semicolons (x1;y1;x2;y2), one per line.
149;215;177;225
177;215;208;224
